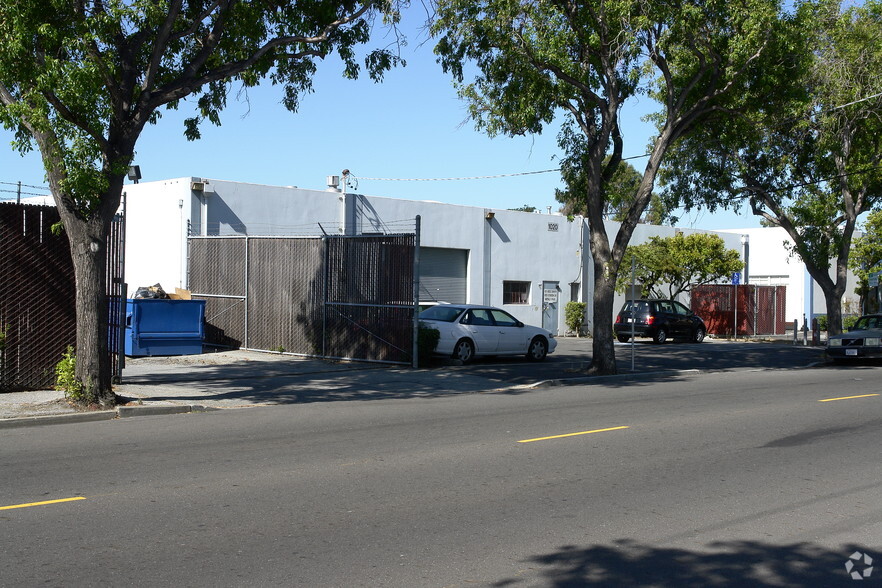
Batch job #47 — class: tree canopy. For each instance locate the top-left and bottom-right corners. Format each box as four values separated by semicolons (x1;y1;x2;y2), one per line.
0;0;404;405
557;158;676;225
618;233;743;299
433;0;789;373
849;210;882;305
660;0;882;334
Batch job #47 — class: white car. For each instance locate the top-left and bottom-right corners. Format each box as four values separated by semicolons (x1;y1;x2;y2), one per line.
419;304;557;363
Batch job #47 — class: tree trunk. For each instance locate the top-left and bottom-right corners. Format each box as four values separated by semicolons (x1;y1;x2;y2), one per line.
67;218;115;406
590;262;618;375
823;285;844;335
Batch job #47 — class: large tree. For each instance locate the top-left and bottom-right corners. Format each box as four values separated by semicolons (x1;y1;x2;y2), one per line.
433;0;790;373
661;0;882;335
0;0;404;406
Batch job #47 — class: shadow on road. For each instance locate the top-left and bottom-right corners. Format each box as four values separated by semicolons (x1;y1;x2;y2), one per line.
493;539;867;586
118;340;834;407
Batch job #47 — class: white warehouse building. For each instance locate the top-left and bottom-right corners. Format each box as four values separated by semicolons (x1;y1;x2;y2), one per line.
120;176;853;336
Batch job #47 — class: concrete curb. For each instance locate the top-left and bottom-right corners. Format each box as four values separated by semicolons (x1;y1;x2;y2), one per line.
0;404;220;428
117;404;218;418
0;411;117;429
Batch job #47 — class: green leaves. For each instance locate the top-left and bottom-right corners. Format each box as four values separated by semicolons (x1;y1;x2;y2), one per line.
0;0;407;214
660;0;882;334
618;233;743;299
557;155;675;224
433;0;787;372
849;210;882;295
0;0;408;395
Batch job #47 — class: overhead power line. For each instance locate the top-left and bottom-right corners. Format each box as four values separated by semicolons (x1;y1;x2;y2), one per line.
0;180;48;191
0;188;49;196
353;168;561;182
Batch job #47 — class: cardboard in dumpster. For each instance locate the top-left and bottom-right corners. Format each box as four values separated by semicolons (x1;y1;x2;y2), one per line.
168;288;192;300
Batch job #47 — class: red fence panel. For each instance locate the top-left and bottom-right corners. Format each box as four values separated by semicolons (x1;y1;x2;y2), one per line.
691;284;787;336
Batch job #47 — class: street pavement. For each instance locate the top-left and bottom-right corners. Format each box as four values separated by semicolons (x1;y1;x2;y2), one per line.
0;335;828;427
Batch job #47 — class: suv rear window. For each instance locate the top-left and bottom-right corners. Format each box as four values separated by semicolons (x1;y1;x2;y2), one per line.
622;301;650;314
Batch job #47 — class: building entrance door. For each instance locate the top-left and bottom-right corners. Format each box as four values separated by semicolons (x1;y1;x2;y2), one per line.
542;281;559;335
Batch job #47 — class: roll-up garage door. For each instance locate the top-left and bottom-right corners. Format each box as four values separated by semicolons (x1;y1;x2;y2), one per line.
419;247;468;303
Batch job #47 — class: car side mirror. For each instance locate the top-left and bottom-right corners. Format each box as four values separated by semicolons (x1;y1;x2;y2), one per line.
517;321;524;328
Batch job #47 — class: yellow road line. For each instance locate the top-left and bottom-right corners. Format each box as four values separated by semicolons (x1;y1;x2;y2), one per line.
518;425;629;443
819;393;880;403
0;496;86;511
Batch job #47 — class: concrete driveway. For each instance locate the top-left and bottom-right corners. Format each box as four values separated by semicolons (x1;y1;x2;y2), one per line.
445;335;827;385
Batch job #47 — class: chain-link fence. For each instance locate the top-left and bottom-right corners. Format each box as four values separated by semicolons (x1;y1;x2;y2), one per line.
188;232;417;364
691;284;787;336
0;202;126;392
1;204;75;390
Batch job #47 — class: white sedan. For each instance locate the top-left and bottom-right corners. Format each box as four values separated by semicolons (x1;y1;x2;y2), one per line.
419;304;557;363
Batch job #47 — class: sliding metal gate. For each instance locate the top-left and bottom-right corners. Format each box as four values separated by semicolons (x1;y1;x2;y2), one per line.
188;233;417;364
0;201;126;391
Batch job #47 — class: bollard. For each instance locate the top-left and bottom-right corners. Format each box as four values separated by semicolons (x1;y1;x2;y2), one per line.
811;317;820;346
793;319;798;345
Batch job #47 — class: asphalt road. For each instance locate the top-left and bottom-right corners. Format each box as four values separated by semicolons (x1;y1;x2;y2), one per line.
2;364;879;586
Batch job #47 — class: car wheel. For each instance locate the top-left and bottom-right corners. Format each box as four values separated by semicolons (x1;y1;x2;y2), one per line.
526;336;548;361
693;326;706;343
652;327;668;344
617;335;631;343
452;338;475;364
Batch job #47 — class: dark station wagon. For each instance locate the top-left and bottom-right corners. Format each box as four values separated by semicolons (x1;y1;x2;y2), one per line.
614;299;707;344
826;314;882;361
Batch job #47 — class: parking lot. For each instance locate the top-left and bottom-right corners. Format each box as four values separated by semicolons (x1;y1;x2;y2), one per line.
435;335;828;386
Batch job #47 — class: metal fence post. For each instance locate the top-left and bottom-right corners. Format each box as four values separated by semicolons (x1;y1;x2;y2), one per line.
772;286;778;335
412;215;421;368
322;236;328;358
244;236;250;350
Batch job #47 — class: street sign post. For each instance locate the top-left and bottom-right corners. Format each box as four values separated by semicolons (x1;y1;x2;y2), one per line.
733;272;741;338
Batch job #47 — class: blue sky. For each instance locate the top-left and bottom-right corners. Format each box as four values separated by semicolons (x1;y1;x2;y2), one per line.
0;6;760;230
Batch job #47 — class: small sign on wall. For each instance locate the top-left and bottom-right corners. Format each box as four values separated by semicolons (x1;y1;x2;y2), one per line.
548;222;559;232
544;289;558;303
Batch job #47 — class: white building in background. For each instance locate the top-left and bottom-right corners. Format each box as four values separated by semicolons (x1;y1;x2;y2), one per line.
119;176;848;335
717;227;861;324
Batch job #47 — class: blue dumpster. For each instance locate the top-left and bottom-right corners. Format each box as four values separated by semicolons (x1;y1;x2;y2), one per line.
125;298;206;356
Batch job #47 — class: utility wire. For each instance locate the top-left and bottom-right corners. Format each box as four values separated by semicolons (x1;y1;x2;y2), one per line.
353;168;561;182
350;91;882;184
0;180;48;191
0;188;49;197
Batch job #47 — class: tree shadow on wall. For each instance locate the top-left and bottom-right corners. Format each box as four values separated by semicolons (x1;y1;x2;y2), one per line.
493;539;870;587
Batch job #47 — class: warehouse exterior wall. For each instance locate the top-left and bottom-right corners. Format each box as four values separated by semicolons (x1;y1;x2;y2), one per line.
123;176;849;337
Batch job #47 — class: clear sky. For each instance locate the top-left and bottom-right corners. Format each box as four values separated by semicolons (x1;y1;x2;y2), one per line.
0;6;761;231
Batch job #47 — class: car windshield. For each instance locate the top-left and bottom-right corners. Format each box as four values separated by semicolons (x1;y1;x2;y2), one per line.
852;316;882;331
419;305;464;322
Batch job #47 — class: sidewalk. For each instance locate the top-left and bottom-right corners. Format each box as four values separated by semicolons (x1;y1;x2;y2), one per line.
0;337;829;427
0;349;534;427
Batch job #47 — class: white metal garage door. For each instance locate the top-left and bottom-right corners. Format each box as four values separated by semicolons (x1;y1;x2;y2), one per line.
419;247;468;303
